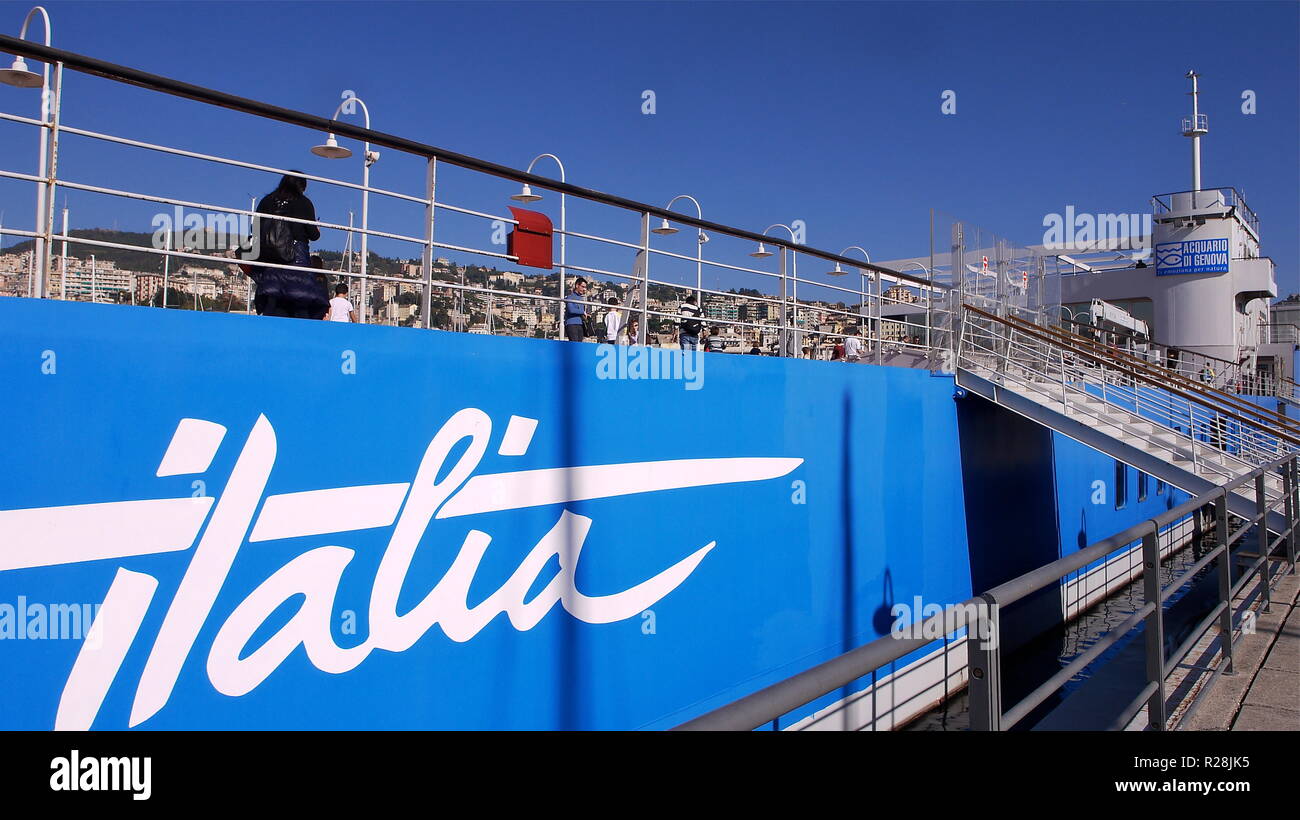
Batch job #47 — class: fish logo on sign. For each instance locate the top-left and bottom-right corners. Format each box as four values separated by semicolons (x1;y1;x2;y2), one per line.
0;411;803;729
1155;245;1183;268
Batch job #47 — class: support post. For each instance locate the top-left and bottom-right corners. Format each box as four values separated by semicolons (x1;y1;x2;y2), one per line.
1255;472;1271;614
1142;528;1167;729
639;211;649;345
420;157;436;329
966;594;1002;731
1215;494;1234;674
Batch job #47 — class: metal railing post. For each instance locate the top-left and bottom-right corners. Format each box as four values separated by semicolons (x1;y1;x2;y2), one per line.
1215;493;1234;674
874;270;883;365
420;157;435;329
39;61;64;297
966;594;1002;731
1255;472;1271;614
639;211;650;345
778;248;788;357
1285;458;1297;568
1141;527;1167;729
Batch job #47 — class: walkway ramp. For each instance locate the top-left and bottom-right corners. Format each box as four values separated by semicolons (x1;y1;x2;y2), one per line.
956;305;1297;532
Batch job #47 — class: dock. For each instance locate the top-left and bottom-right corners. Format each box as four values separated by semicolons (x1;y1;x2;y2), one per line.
1178;568;1299;730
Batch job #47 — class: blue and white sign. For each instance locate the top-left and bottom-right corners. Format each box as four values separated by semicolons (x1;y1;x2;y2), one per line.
1155;238;1230;276
0;297;972;730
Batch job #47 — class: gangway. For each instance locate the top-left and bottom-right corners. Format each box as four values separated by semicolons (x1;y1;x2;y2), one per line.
955;304;1295;532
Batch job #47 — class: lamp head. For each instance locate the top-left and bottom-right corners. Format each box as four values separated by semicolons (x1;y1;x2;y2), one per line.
511;185;543;203
311;134;352;159
0;56;43;88
750;243;772;259
651;218;678;236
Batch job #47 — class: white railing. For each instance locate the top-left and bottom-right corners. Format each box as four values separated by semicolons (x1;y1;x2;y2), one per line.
0;34;950;360
957;307;1293;501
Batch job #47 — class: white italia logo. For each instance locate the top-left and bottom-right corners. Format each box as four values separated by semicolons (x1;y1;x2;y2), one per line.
0;409;802;729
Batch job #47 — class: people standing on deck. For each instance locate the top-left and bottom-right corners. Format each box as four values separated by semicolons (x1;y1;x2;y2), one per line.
624;317;640;346
844;325;863;362
603;298;622;345
705;327;725;353
327;284;358;323
1200;364;1216;386
679;294;703;350
564;277;589;342
251;172;321;318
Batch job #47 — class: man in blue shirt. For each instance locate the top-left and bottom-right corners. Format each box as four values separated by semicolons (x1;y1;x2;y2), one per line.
564;277;589;342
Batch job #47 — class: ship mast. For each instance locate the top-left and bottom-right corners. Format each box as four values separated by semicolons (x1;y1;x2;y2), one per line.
1182;70;1208;193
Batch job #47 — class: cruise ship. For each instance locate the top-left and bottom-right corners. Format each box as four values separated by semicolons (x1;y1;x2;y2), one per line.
0;25;1294;732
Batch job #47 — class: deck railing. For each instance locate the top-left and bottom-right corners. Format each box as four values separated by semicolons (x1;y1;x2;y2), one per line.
0;34;949;359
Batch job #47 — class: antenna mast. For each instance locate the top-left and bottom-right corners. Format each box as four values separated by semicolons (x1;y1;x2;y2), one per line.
1182;70;1208;193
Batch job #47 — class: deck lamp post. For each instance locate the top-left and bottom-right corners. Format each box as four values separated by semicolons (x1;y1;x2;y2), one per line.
652;194;708;302
511;154;566;338
752;224;799;355
312;95;378;322
1;6;58;298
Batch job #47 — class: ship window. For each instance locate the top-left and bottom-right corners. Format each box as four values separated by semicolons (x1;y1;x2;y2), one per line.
1138;472;1148;502
1115;462;1128;510
1156;479;1166;496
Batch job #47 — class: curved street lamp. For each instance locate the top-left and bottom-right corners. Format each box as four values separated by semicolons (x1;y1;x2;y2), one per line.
753;224;800;355
0;7;48;87
829;246;873;339
511;153;565;338
311;94;378;322
655;194;707;303
2;6;57;297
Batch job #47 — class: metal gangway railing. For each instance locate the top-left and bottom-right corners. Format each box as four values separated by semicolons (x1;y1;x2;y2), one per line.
675;451;1299;731
1031;316;1300;439
1060;314;1296;401
957;304;1296;505
0;33;951;360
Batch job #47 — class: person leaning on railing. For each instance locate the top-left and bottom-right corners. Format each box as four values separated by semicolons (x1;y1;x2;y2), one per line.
250;172;322;319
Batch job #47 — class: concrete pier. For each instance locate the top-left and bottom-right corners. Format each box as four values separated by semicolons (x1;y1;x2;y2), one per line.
1180;568;1299;731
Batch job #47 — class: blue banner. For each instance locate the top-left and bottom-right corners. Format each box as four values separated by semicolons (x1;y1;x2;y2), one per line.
0;298;972;730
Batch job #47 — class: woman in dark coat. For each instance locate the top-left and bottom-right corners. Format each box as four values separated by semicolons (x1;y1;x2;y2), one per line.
252;172;321;318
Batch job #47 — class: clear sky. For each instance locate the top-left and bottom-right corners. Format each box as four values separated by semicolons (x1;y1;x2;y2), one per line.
0;0;1296;297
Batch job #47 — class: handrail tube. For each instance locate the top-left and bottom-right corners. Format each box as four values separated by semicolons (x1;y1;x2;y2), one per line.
1161;541;1227;603
1167;601;1230;679
1001;601;1155;729
52;120;430;205
967;304;1300;448
0;34;939;289
963;333;1254;477
672;597;983;731
1035;315;1300;433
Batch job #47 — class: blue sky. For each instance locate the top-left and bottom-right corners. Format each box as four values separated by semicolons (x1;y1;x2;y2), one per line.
0;0;1296;298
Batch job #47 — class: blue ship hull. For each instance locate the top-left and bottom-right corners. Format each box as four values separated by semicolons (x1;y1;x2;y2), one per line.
0;297;1199;729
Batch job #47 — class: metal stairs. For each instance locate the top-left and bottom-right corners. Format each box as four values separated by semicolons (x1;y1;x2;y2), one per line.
955;304;1297;531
